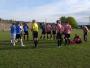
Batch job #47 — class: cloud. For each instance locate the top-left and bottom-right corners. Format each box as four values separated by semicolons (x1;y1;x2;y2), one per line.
0;0;90;24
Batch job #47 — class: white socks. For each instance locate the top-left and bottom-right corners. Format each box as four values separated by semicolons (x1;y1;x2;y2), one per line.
11;39;16;46
20;39;24;46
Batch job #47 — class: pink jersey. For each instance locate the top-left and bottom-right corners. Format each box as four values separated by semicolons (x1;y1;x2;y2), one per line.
46;24;52;32
56;24;64;33
64;24;72;34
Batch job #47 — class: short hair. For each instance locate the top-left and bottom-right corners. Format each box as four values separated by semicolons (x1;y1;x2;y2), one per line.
32;20;36;23
12;23;15;25
56;20;61;24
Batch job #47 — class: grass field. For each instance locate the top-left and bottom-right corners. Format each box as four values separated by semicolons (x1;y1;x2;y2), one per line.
0;29;90;68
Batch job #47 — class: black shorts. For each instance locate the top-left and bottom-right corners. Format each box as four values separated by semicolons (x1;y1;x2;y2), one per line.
52;31;56;35
56;32;63;39
33;31;38;38
16;34;21;39
42;30;46;34
84;32;87;36
24;31;29;35
47;31;51;34
64;33;70;38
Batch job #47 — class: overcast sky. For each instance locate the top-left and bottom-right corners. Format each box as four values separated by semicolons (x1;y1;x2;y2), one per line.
0;0;90;25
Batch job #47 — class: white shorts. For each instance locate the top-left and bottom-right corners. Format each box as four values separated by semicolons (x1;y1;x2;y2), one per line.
11;34;16;40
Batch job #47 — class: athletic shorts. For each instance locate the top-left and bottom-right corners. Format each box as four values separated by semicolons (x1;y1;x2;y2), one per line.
24;31;29;35
42;30;46;34
11;34;16;39
47;31;51;34
84;32;87;36
16;34;21;39
33;31;38;38
56;32;63;39
64;33;70;38
52;31;56;35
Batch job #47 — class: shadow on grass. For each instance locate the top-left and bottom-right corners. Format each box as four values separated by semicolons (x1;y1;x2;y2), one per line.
0;40;58;50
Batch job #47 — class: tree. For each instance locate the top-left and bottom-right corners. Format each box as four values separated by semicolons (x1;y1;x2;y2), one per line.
66;17;78;28
60;16;67;24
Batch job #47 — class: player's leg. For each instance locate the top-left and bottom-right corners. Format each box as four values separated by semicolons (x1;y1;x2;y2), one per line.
50;31;52;39
11;34;16;46
60;33;63;46
23;32;26;40
84;32;87;41
43;30;46;39
47;32;49;40
54;34;56;40
20;38;24;46
40;30;43;39
33;31;38;48
57;32;60;47
43;33;46;39
20;34;24;46
16;34;19;43
64;34;68;45
10;34;13;44
27;31;29;41
53;31;56;40
19;34;24;46
67;34;70;45
13;34;16;46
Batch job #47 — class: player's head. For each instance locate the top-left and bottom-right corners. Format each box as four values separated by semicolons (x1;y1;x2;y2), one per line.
12;23;15;25
20;23;22;26
56;20;61;24
32;20;36;23
16;22;20;26
23;22;27;26
19;22;23;25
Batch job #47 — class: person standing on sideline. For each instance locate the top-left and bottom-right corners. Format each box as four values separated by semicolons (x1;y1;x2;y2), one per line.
64;22;72;45
10;23;16;46
82;26;89;41
31;20;39;48
23;23;29;41
40;22;46;39
56;20;64;48
16;23;24;46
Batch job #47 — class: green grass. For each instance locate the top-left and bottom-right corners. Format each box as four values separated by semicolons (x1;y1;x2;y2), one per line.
0;29;90;68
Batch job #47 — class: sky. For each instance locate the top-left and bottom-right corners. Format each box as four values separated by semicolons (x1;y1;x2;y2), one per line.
0;0;90;25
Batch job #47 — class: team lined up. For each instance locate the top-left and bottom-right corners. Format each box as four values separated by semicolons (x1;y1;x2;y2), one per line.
10;20;89;48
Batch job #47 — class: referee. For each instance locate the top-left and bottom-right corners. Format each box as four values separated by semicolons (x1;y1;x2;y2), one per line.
31;20;39;48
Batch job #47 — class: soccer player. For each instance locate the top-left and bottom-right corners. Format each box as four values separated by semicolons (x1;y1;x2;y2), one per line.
40;22;46;39
52;23;57;40
16;23;24;46
56;20;64;47
82;26;89;41
10;23;16;46
23;23;29;41
64;22;72;45
73;34;82;44
20;23;24;37
31;20;39;48
46;23;52;40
